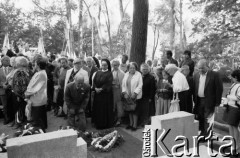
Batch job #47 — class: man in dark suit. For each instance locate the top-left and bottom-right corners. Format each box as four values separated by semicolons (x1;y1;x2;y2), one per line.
85;57;98;117
193;59;223;136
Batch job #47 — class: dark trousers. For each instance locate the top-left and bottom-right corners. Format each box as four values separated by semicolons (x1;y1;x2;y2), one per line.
85;89;93;117
6;89;15;121
57;88;64;108
31;105;47;130
15;97;27;124
68;108;86;131
0;95;7;121
47;81;54;110
197;98;213;135
178;91;189;112
138;98;150;126
149;97;155;117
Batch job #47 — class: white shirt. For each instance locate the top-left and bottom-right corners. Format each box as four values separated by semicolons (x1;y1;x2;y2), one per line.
172;71;189;93
198;73;207;97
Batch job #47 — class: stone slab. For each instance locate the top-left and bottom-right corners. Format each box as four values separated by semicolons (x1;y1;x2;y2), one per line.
7;129;79;158
75;137;87;158
151;111;194;129
0;153;7;158
144;112;199;157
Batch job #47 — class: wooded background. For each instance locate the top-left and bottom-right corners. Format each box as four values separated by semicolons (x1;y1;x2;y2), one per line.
1;0;240;66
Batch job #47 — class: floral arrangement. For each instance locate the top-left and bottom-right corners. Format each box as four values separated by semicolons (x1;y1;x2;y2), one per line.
91;129;124;152
0;133;8;153
14;123;44;137
58;126;124;152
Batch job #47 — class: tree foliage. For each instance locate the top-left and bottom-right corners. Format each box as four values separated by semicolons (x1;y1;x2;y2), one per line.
190;0;240;57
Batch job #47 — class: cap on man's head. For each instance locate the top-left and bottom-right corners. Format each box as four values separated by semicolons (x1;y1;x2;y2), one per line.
73;58;82;64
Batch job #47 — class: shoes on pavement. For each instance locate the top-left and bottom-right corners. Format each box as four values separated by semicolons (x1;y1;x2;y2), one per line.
131;127;137;131
8;122;15;127
3;120;11;125
126;125;132;130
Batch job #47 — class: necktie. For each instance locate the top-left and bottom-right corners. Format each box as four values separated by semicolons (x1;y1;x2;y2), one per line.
68;70;79;83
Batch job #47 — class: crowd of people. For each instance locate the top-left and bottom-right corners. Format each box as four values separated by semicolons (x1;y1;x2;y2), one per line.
1;48;240;157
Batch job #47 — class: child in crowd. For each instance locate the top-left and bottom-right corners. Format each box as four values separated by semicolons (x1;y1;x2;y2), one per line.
155;69;173;115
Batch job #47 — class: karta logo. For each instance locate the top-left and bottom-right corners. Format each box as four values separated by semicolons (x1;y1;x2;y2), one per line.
142;129;237;157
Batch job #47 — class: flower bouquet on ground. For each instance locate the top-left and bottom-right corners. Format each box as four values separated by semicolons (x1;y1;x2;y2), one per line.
58;126;124;151
0;133;8;153
14;123;44;137
91;129;124;152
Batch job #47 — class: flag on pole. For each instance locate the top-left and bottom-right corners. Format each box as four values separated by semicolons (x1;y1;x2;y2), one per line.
2;33;10;55
38;37;46;56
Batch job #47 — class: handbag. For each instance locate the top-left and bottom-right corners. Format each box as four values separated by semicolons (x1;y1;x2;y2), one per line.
122;94;137;111
169;93;180;113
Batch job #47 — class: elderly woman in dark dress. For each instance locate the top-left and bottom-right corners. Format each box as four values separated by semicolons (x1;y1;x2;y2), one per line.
92;59;114;129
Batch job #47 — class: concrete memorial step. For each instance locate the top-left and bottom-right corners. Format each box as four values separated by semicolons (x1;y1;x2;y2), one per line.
6;129;87;158
143;111;199;158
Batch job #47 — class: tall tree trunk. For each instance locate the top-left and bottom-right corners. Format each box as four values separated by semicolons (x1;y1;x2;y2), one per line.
130;0;149;66
83;0;95;57
66;0;74;57
103;0;113;56
170;0;175;56
78;0;83;57
118;0;126;54
119;0;124;19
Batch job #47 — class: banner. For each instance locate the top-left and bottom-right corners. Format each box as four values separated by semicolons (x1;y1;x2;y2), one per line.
2;33;10;55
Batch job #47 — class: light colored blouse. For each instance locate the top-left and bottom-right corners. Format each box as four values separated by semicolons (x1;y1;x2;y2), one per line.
227;83;240;108
172;71;189;93
122;71;143;99
25;70;47;107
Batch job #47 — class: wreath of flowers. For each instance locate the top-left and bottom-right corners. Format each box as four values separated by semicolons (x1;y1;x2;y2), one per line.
91;130;124;152
58;126;124;151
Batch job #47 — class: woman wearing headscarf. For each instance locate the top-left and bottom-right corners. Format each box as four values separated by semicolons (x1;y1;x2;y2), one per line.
165;64;189;112
92;58;114;129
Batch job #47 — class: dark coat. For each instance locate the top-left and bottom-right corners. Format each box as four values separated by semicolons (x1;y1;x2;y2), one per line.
180;59;195;76
89;66;98;86
193;70;223;113
142;73;156;99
